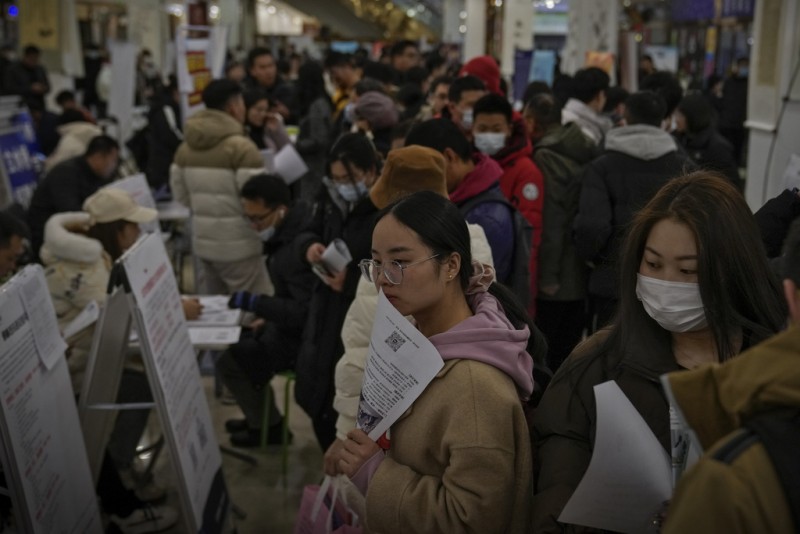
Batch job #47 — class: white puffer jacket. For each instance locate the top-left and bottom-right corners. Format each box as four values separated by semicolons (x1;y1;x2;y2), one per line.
169;109;265;262
333;223;495;439
40;212;110;392
45;121;104;173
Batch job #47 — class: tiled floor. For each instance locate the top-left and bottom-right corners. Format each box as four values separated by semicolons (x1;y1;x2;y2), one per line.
143;374;324;533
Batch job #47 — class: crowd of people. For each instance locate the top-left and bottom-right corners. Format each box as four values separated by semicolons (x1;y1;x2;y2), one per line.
0;37;798;534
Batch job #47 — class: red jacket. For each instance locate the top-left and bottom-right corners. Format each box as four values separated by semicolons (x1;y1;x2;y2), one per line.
492;118;545;316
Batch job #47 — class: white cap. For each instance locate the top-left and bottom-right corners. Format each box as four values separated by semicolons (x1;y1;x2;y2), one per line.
83;188;157;224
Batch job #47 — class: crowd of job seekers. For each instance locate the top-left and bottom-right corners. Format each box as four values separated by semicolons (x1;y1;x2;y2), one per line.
0;38;799;534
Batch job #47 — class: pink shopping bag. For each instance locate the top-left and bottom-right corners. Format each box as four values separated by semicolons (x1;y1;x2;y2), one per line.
293;475;363;534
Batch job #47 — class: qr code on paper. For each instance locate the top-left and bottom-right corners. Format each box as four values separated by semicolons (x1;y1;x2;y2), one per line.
385;331;405;352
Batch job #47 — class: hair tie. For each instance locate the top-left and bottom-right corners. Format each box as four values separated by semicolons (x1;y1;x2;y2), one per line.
466;260;495;294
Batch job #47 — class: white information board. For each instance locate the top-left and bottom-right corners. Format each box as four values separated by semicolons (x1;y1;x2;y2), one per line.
0;266;102;534
120;233;229;533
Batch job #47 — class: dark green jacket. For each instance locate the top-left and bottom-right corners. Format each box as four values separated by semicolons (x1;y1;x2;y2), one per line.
533;123;597;301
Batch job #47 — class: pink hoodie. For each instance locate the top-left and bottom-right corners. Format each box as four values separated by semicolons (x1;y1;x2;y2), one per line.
429;291;534;400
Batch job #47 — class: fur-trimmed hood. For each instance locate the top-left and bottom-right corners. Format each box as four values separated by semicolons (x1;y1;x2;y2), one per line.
39;212;103;265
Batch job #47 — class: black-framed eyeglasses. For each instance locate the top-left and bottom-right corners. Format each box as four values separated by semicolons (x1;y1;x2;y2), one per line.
244;208;275;225
358;255;440;285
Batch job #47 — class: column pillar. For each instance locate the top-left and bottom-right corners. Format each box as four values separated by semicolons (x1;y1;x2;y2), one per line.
561;0;618;75
499;0;535;79
463;0;486;59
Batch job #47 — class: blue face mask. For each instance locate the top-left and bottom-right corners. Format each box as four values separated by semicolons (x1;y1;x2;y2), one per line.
336;181;368;203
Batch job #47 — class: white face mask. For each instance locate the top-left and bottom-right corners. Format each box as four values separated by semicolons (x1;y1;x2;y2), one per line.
258;225;276;242
461;108;474;130
474;132;506;156
635;274;707;333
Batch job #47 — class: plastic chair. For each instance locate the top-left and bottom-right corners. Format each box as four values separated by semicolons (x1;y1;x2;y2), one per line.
261;370;296;478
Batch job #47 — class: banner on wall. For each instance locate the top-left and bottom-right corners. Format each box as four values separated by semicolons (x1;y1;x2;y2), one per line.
18;0;60;51
642;46;679;73
176;26;228;119
585;51;615;76
512;49;533;104
0;110;41;209
531;50;557;87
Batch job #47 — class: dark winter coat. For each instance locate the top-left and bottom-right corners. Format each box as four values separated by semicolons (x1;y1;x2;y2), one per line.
296;96;334;189
145;97;183;190
294;190;378;418
754;188;800;258
674;127;741;190
574;125;695;299
534;123;598;301
27;156;109;257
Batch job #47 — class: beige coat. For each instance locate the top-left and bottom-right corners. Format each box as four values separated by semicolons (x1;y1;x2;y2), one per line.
169;109;265;262
45;122;104;173
333;224;495;439
366;358;533;533
40;212;110;392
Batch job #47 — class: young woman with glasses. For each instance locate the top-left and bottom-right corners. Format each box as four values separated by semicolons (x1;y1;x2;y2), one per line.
337;190;544;533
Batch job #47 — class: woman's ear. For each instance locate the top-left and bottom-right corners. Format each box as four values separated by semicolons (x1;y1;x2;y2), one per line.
445;252;461;281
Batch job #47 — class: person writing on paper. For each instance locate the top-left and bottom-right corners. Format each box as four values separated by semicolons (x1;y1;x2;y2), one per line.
532;173;786;533
662;220;800;533
295;133;380;450
219;174;317;447
339;190;538;533
323;145;498;475
40;188;183;533
243;88;291;153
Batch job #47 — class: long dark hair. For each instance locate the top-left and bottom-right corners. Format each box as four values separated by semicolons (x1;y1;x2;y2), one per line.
609;172;786;363
87;220;134;261
296;61;331;118
379;191;549;388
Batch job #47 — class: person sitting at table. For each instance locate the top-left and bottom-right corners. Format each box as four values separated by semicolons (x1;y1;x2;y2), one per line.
221;174;318;447
40;188;200;532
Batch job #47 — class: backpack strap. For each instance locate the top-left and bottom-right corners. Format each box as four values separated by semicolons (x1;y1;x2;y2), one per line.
744;409;800;530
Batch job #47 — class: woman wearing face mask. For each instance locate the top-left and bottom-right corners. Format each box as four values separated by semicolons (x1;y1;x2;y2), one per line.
243;89;290;152
295;132;380;450
532;172;787;533
338;190;541;533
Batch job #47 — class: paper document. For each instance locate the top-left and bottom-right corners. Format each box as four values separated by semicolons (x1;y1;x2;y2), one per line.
356;291;444;439
558;380;672;533
156;200;191;221
260;149;276;173
17;268;68;370
321;239;352;274
62;300;100;340
274;144;308;184
185;296;242;327
189;327;241;347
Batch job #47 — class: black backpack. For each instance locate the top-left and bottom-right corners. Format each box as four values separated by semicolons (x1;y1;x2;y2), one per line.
459;189;532;308
715;408;800;530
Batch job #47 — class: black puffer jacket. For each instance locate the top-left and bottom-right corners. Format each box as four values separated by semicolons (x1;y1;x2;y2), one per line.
294;189;378;419
574;125;695;299
674;127;741;190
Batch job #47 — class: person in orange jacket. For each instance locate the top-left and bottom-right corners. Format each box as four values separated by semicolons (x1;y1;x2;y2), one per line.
472;92;544;316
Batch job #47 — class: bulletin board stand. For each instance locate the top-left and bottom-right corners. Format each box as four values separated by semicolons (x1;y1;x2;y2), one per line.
0;266;102;533
78;233;232;534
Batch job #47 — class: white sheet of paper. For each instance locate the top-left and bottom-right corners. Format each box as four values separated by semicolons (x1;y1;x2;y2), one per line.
196;295;231;312
558;380;672;534
187;307;242;327
356;291;444;440
321;238;352;274
274;143;308;184
62;300;100;340
188;327;242;346
260;149;276;173
781;153;800;191
156;200;191;221
17;268;68;370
